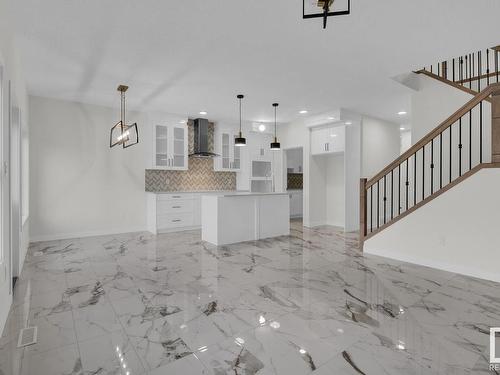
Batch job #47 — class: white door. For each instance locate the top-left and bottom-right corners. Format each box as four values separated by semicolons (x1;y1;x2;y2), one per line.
0;72;12;334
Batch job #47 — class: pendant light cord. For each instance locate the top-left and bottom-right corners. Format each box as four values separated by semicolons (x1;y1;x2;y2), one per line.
121;91;126;126
239;97;242;133
274;106;277;138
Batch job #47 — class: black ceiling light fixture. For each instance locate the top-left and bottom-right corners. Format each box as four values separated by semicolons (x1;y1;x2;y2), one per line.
270;103;281;151
234;94;246;147
110;85;139;149
303;0;351;29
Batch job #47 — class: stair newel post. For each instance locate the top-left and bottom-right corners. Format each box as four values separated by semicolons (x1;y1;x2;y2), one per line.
359;178;368;250
491;88;500;163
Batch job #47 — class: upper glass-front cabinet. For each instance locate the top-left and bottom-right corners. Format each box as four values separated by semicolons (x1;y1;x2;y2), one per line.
153;123;188;170
214;128;241;171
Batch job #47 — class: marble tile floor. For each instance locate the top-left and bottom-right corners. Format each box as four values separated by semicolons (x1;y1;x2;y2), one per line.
0;220;499;374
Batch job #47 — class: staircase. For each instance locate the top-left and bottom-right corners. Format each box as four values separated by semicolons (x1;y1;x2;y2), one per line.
416;46;500;96
359;71;500;247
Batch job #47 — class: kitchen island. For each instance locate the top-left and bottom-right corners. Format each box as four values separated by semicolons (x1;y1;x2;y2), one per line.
201;192;290;245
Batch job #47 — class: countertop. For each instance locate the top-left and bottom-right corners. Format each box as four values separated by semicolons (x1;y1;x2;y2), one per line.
147;190;245;194
204;191;290;197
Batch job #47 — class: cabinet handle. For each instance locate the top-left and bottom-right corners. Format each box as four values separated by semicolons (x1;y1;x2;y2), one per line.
172;196;181;198
172;219;181;222
172;206;181;208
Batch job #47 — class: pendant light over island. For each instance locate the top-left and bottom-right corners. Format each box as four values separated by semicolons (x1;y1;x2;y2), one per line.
234;94;246;147
270;102;281;150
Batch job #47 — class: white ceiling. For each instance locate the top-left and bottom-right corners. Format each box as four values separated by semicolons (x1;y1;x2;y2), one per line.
12;0;500;125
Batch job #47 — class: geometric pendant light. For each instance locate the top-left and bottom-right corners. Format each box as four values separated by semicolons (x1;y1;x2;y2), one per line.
270;102;281;151
110;85;139;149
234;94;246;146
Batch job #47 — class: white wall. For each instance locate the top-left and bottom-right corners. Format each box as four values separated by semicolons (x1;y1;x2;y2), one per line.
279;118;311;226
0;0;30;336
400;130;411;154
325;154;345;227
364;167;500;283
285;148;303;173
411;74;474;143
361;116;401;178
29;96;148;241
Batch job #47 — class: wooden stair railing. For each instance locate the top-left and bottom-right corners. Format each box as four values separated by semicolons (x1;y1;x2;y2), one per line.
360;83;500;248
415;46;500;97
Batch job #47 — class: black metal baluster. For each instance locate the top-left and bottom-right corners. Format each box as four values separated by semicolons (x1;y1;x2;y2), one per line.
477;51;483;92
452;58;456;82
459;116;462;177
465;55;468;87
439;133;443;189
449;125;452;183
422;146;425;201
496;50;499;83
377;181;380;229
480;101;483;163
487;49;490;85
460;57;463;86
414;153;417;205
405;159;409;210
437;62;440;77
398;164;401;215
469;109;472;171
391;170;394;220
431;139;434;194
469;55;472;89
370;186;373;232
383;176;386;225
472;52;475;87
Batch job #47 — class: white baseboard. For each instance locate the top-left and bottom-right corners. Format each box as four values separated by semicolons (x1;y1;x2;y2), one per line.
30;226;149;243
364;246;500;284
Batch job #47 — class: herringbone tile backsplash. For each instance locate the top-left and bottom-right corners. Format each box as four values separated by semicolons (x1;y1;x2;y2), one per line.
145;158;236;192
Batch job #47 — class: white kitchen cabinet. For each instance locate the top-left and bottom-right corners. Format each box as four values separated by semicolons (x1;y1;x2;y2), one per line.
311;125;345;156
289;190;303;218
153;124;188;170
214;128;241;171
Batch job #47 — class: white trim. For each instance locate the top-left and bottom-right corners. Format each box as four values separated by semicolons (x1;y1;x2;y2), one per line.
30;226;149;243
364;246;500;284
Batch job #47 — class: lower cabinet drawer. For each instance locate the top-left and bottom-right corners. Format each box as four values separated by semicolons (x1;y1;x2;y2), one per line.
157;199;194;214
157;213;195;229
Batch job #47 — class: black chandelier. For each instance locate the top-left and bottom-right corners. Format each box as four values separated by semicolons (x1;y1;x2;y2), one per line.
303;0;351;29
110;85;139;149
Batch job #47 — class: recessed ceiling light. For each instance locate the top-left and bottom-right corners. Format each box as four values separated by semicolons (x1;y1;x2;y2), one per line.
400;127;405;130
199;111;208;115
330;134;337;137
398;111;407;115
328;116;335;120
179;120;186;124
345;121;352;125
258;124;266;132
299;110;308;114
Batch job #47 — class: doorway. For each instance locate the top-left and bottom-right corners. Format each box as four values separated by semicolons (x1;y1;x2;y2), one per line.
283;147;303;219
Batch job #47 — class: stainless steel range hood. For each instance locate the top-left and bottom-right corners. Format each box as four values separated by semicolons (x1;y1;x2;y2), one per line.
189;118;219;158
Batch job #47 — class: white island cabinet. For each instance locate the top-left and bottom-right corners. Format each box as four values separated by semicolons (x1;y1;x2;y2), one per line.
201;192;290;246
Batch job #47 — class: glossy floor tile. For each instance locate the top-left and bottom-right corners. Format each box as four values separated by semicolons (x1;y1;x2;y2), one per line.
0;220;498;374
